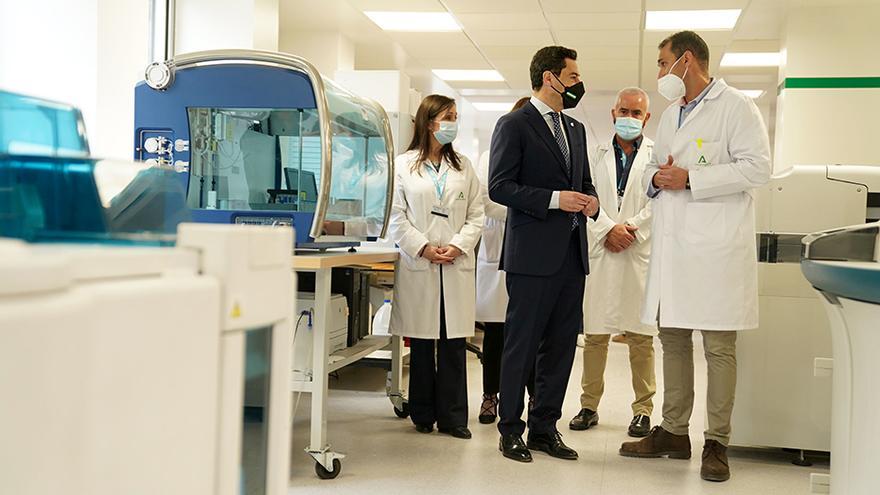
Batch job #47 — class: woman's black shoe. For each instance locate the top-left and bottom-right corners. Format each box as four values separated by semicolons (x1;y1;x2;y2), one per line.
438;426;472;439
479;394;498;424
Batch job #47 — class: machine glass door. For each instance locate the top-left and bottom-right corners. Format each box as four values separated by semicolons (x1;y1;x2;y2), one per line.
241;326;273;495
322;78;393;238
185;107;323;214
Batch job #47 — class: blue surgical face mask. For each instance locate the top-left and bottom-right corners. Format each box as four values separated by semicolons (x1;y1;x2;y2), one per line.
433;120;458;145
614;116;643;141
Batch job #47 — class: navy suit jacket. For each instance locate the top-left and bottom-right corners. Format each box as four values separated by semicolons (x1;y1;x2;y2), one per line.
488;101;598;277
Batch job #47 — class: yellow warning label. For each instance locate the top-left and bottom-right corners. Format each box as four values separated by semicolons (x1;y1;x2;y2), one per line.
231;302;242;319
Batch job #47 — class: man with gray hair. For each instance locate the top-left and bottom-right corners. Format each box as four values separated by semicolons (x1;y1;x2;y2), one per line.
569;87;657;438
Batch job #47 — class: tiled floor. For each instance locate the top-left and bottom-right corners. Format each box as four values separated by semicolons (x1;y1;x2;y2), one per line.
287;332;828;494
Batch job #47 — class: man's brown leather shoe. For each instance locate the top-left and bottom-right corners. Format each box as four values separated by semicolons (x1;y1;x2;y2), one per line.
619;426;691;459
701;440;731;482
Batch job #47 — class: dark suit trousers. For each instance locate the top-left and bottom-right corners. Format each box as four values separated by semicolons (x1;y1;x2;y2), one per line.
498;231;585;436
482;322;535;397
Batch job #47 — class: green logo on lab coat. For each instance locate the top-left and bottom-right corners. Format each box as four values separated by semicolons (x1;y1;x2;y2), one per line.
457;192;465;200
698;155;708;165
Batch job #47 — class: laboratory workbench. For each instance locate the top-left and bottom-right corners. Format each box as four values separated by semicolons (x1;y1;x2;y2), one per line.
290;247;407;480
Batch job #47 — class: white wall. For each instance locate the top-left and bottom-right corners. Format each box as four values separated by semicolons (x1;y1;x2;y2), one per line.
0;0;99;146
175;0;279;53
95;0;150;159
279;31;355;77
0;0;150;160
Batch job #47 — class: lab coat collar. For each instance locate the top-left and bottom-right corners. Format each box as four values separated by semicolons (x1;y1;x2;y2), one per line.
677;78;729;131
423;155;455;176
703;78;728;101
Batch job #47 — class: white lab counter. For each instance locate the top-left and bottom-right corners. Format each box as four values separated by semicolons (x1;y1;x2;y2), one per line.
801;224;880;495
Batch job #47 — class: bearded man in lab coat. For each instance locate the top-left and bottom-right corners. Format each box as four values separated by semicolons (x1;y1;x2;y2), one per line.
618;31;771;484
568;87;657;439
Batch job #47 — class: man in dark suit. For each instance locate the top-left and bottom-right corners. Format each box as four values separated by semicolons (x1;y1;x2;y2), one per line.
489;46;599;463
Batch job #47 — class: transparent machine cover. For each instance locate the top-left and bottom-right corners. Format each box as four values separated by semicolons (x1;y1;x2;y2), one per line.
1;90;189;244
183;76;393;240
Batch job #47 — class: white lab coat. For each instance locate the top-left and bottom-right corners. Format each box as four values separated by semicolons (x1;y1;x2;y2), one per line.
475;151;507;322
641;79;772;331
389;150;485;339
584;136;657;336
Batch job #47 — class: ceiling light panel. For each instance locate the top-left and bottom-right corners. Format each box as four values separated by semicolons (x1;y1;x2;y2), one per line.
432;70;505;82
645;9;741;30
364;11;461;32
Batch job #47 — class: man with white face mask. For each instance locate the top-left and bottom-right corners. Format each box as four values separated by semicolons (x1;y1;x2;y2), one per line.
618;31;771;484
569;87;657;439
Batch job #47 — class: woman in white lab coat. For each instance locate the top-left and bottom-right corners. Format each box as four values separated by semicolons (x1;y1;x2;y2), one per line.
475;97;535;425
389;95;484;439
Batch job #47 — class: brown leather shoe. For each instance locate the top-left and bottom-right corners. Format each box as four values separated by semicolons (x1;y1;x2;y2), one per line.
701;440;730;482
619;426;691;459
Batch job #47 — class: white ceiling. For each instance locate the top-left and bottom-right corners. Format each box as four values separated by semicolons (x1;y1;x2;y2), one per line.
282;0;831;107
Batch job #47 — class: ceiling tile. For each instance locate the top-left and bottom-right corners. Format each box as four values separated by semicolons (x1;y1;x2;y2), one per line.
386;31;473;47
557;30;640;47
481;45;545;61
468;29;554;46
539;0;642;13
584;70;641;91
446;80;514;90
573;45;640;61
346;0;444;11
546;12;642;31
457;12;547;31
420;54;493;69
580;59;645;73
442;0;543;14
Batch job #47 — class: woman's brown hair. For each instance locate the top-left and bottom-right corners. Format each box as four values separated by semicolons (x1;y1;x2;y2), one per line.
407;94;462;173
511;97;530;112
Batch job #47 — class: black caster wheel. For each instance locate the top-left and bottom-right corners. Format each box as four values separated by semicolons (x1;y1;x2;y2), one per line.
393;402;410;419
315;459;342;480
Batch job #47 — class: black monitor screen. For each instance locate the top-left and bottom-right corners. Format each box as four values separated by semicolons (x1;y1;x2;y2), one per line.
284;168;318;202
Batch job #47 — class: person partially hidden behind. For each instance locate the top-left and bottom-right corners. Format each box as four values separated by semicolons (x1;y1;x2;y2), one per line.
569;86;658;439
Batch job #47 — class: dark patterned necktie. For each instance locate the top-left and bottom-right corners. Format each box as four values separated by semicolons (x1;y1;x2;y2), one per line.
549;112;578;230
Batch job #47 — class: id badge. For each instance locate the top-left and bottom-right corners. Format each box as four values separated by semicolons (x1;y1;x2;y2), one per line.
431;205;450;218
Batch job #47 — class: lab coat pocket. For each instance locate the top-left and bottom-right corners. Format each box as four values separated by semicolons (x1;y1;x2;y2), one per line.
401;251;431;271
455;253;476;271
448;178;469;215
684;203;727;244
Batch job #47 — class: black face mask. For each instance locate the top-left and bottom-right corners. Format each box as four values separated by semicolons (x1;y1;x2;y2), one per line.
552;73;586;109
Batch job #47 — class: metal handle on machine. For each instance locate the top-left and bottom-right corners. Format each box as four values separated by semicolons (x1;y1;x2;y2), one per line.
146;49;334;241
366;97;395;240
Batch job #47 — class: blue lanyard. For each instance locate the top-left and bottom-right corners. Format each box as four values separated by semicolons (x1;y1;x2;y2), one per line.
617;150;629;193
424;163;449;200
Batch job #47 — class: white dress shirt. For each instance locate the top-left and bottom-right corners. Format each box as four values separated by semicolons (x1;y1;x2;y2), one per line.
529;96;568;210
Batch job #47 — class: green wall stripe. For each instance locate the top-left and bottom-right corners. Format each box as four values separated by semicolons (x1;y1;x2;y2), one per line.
777;77;880;94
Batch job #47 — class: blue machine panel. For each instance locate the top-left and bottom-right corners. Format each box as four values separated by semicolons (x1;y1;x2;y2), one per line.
134;64;317;245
